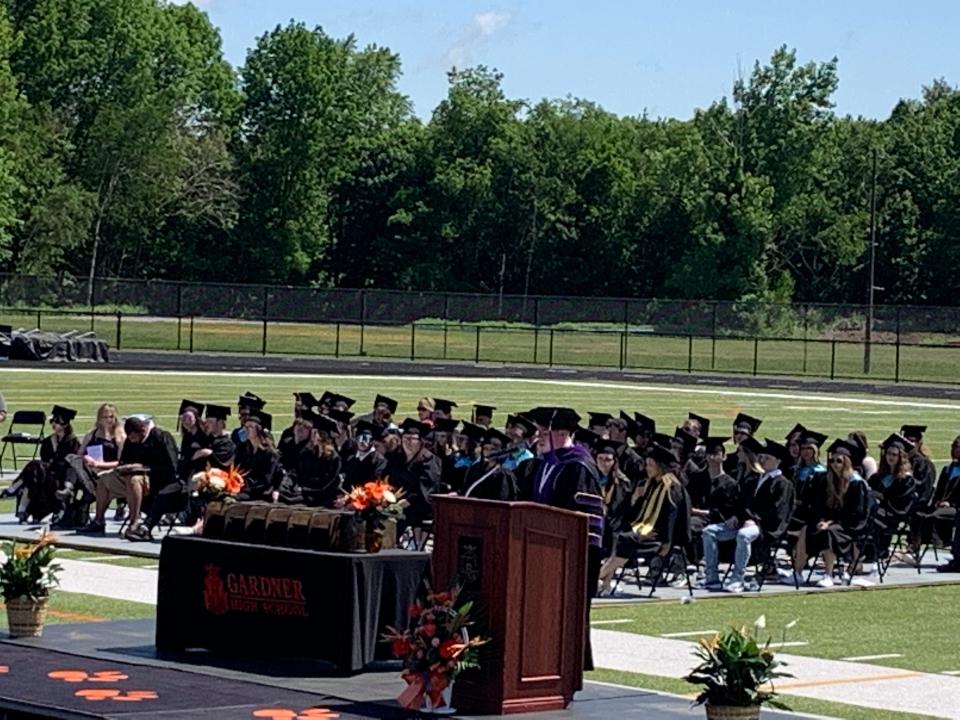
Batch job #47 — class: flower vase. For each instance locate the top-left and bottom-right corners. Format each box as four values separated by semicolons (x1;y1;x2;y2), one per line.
705;704;761;720
422;678;455;715
365;527;384;554
6;596;48;638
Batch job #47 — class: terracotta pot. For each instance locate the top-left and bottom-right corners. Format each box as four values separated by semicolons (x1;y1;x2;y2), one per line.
705;703;761;720
6;596;48;638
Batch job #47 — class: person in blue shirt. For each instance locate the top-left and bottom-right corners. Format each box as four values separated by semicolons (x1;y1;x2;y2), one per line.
501;414;535;472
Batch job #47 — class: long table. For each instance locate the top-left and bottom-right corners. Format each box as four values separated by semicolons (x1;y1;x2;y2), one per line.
155;535;430;672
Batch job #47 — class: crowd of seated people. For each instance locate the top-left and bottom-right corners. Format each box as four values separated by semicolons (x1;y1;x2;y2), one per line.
3;393;959;585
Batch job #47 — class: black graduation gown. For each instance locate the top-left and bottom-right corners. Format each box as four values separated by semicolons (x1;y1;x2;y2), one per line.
293;449;343;507
178;430;206;481
612;481;683;559
385;450;442;527
736;471;794;542
601;472;636;554
235;443;283;500
342;449;388;489
40;433;80;481
460;461;518;501
688;469;739;534
805;472;870;559
277;426;307;473
914;463;960;545
911;454;938;512
617;445;645;485
867;471;917;557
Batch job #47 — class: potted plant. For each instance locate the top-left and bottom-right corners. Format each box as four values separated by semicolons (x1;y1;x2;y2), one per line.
383;584;488;714
1;537;61;638
685;617;793;720
340;479;406;553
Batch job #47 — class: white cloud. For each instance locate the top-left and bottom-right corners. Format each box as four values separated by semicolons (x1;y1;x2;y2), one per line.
444;10;512;68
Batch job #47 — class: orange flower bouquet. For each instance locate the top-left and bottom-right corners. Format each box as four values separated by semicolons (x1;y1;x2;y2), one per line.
191;465;246;502
339;480;406;533
382;584;488;714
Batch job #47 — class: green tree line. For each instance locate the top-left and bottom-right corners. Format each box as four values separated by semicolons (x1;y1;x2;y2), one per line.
1;1;958;305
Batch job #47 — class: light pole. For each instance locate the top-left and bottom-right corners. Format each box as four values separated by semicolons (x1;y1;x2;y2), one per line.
864;148;878;374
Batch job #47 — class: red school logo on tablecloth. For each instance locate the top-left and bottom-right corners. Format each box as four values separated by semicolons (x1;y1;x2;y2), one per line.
203;563;308;618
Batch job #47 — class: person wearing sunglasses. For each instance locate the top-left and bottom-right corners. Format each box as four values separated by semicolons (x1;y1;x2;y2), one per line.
790;439;870;587
725;413;762;478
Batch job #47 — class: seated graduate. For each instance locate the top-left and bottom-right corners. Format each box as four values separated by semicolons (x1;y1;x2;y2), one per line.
848;430;879;478
231;391;266;446
426;417;457;463
342;419;388;489
902;424;937;554
354;394;398;430
783;423;805;481
4;405;80;522
176;399;206;480
460;427;518;501
385;418;442;534
278;392;317;472
687;436;739;539
594;439;637;558
868;433;918;560
785;429;828;540
701;437;793;593
790;439;870;587
915;434;960;549
597;443;684;595
319;391;356;416
193;404;236;473
725;413;762;477
500;414;535;472
444;422;484;493
234;410;283;502
54;403;125;528
415;397;436;425
432;398;458;421
471;403;496;429
289;411;343;507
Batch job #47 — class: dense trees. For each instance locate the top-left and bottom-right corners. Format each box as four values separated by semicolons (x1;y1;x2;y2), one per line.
1;1;959;307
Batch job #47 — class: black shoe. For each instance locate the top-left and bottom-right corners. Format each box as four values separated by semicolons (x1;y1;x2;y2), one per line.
125;525;153;542
76;520;106;536
936;561;960;573
113;504;128;522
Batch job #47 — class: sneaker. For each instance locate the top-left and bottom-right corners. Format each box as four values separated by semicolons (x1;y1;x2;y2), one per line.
76;520;106;536
725;581;745;593
816;576;835;588
113;504;128;522
669;574;690;589
779;570;804;586
851;576;876;587
124;525;153;542
743;578;760;592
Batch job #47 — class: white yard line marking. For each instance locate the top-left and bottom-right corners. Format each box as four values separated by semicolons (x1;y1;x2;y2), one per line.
591;619;634;626
842;653;904;662
771;641;810;648
942;670;960;676
660;630;717;638
3;367;958;409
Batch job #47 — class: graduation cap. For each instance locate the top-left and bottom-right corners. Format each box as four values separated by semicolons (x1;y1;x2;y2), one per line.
323;392;356;410
204;403;231;421
688;413;711;437
374;394;398;414
588;412;614;428
313;414;340;435
702;436;731;454
354;419;382;441
398;418;430;436
799;429;828;448
646;443;678;468
634;412;657;435
881;433;915;453
531;407;581;432
618;410;638;438
299;407;321;426
900;424;927;440
481;428;511;447
459;422;486;443
652;432;675;448
758;438;790;464
574;428;603;449
672;427;697;455
784;423;807;440
594;439;625;456
472;404;496;421
293;392;319;409
733;413;762;436
739;436;765;456
433;398;458;415
179;399;205;417
326;409;354;425
246;410;272;431
49;405;77;424
238;392;266;410
506;414;536;437
429;417;458;434
827;438;864;464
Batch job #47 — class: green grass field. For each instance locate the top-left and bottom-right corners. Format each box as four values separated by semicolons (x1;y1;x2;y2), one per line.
2;367;958;473
4;311;958;384
0;591;154;628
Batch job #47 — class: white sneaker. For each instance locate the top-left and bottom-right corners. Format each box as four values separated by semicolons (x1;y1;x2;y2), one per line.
780;570;804;586
725;581;745;593
816;577;835;588
851;576;876;587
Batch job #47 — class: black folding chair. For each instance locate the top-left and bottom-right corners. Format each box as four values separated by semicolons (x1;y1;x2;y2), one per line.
0;410;47;471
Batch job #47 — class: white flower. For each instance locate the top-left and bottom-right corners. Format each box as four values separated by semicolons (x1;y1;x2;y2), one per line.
383;490;397;504
754;614;767;631
209;477;226;490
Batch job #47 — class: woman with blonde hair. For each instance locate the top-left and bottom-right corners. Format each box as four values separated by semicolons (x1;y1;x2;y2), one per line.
235;411;283;502
597;444;684;595
869;434;918;561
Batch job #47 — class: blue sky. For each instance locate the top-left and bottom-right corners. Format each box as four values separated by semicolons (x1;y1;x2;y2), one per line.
186;0;960;120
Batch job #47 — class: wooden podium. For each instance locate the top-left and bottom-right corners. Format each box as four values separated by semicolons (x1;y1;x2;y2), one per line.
432;495;588;715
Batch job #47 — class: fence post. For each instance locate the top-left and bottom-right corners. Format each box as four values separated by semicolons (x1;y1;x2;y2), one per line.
443;322;448;359
189;315;195;353
359;322;365;356
176;316;182;350
261;290;269;356
623;329;629;368
619;332;625;371
688;335;694;373
802;305;809;373
533;297;541;327
36;309;41;330
533;326;539;363
548;329;554;367
895;336;901;382
623;299;629;336
90;307;95;333
830;340;837;380
711;302;718;370
443;293;450;323
410;323;416;361
752;337;759;375
474;326;481;364
335;322;340;358
115;311;122;350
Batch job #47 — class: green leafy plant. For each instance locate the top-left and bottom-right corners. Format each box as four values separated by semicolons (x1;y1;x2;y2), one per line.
684;616;794;709
0;539;62;602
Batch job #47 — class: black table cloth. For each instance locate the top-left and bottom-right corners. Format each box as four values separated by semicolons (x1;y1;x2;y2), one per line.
155;535;430;672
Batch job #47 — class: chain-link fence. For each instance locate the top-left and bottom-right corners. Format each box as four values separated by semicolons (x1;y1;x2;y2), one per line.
2;274;958;383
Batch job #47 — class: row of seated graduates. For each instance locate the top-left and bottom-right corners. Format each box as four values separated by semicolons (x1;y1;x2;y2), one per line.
582;410;958;583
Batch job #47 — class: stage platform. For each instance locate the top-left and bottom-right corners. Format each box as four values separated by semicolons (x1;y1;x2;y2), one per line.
0;620;810;719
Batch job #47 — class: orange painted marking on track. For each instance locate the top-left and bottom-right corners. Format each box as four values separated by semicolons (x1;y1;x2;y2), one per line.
773;672;923;691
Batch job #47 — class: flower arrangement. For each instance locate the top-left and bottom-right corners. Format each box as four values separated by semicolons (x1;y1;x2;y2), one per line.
383;584;488;712
341;480;406;530
0;536;61;602
191;465;246;502
685;616;794;715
